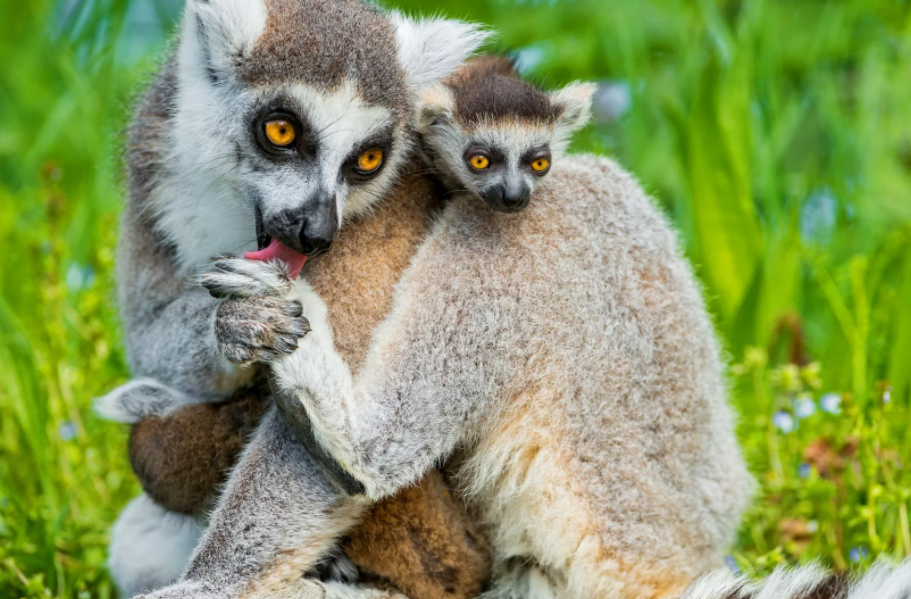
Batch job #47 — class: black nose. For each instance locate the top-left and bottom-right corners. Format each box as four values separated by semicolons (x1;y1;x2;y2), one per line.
481;185;530;213
265;195;338;256
298;208;337;256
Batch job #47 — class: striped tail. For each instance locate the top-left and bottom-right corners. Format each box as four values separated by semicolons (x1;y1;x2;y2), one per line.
677;560;911;599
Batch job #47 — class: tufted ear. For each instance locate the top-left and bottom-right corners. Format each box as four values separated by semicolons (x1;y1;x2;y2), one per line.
184;0;268;82
416;84;455;134
392;13;491;97
550;82;597;138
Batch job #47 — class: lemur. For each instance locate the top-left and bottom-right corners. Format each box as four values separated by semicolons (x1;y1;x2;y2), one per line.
105;52;596;597
95;0;493;596
109;3;910;598
133;58;754;599
417;54;577;213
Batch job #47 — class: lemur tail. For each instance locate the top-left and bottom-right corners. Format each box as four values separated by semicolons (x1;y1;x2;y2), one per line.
677;560;911;599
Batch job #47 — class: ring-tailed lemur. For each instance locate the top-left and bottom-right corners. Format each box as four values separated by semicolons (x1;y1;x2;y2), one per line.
170;151;754;599
105;52;608;599
95;0;492;595
417;54;591;213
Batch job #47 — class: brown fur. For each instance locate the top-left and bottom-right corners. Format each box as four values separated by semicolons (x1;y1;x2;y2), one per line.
238;0;409;118
129;164;490;599
445;55;561;126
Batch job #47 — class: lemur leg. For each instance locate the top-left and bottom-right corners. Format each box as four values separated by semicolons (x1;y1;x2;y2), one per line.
138;408;368;599
109;494;204;596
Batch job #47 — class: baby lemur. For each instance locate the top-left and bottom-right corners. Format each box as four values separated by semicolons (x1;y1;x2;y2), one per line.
105;50;586;598
134;24;753;599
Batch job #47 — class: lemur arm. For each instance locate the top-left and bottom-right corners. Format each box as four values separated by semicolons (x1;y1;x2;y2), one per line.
269;270;513;501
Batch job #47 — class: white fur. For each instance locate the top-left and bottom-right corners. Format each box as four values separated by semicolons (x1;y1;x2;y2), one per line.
677;560;911;599
94;378;194;424
549;82;596;141
187;0;268;78
157;77;398;272
391;13;491;96
109;494;204;597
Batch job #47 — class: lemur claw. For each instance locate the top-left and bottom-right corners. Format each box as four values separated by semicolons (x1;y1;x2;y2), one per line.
215;296;310;366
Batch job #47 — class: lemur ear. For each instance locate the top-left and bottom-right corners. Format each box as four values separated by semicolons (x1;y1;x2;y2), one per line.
185;0;268;81
416;84;455;134
391;13;490;96
551;82;597;136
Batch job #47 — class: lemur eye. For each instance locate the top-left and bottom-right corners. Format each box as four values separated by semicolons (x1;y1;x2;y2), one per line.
356;148;384;174
531;158;550;174
264;119;296;147
468;155;490;171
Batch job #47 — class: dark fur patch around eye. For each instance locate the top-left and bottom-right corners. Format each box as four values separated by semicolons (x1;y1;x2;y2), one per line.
446;55;562;126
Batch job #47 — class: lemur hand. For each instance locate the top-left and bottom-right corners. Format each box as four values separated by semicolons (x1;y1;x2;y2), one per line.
198;257;310;366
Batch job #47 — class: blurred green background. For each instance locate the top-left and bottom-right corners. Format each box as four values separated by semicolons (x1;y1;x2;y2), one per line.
2;0;911;597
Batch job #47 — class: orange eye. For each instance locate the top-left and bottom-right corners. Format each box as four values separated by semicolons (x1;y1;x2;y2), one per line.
264;120;296;147
357;148;384;173
468;155;490;170
531;157;550;173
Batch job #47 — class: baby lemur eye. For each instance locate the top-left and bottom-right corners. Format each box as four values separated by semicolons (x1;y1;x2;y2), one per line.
263;119;296;147
467;154;490;171
357;148;384;174
531;157;550;174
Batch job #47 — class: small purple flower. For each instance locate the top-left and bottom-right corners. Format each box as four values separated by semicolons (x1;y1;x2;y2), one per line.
724;555;740;574
773;411;795;434
820;393;842;415
849;546;868;563
798;463;812;479
883;387;892;404
58;421;77;441
794;396;816;419
807;520;819;533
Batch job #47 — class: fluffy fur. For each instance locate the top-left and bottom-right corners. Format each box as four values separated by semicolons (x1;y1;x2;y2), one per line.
418;55;595;211
171;154;753;599
108;0;492;596
676;561;911;599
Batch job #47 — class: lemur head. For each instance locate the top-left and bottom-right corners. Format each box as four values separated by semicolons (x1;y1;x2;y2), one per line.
417;56;595;213
166;0;487;261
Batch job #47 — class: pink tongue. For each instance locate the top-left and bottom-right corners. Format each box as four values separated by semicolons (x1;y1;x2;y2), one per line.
244;239;308;279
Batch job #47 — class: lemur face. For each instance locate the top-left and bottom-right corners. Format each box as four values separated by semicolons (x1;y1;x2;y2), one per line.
433;120;557;213
418;56;595;213
170;0;486;258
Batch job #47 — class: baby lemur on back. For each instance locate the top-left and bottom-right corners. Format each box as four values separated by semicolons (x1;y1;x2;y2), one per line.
107;50;583;599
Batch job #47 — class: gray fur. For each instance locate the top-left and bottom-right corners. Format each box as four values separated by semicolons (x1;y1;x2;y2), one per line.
417;63;595;212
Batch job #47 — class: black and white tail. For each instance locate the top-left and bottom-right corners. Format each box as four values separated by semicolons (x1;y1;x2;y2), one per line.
678;561;911;599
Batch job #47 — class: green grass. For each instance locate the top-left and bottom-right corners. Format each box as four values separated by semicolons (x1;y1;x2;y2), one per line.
1;0;910;596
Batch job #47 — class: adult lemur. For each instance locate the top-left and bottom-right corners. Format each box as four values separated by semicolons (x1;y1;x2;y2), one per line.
119;3;753;595
98;0;493;596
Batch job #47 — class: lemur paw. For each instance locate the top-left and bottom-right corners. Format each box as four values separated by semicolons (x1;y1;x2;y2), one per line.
198;256;293;299
215;296;310;366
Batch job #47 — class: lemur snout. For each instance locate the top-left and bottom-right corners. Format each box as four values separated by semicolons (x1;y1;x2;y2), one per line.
482;183;530;213
265;199;338;257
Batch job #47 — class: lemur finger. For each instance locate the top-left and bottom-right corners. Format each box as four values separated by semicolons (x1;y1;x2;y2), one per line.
197;260;290;299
